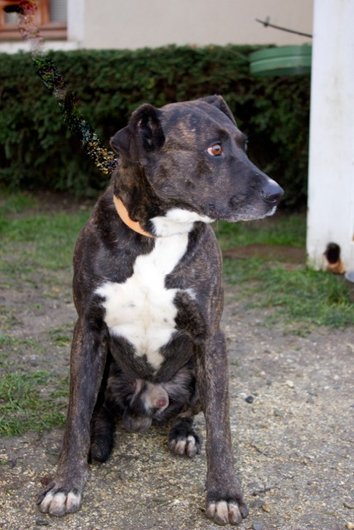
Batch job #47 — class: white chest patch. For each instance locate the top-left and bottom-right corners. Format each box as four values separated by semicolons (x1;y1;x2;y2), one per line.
96;229;190;371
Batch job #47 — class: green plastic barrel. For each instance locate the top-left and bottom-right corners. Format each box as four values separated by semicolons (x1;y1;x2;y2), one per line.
249;45;312;76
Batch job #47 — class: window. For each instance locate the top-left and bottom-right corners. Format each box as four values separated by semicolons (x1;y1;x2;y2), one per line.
0;0;67;40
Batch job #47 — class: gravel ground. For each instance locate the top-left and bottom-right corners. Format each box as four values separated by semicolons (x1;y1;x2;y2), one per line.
0;281;353;530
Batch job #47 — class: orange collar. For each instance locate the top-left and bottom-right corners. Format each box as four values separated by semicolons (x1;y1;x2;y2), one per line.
113;195;155;238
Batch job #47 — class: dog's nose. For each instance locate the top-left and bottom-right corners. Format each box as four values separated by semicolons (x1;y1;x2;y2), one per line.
261;178;284;205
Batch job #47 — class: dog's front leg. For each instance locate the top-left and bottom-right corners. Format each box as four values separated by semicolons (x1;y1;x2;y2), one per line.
199;330;248;526
37;318;107;516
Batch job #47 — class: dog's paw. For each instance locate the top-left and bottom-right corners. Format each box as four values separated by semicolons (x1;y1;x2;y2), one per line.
37;484;82;516
206;499;248;526
168;418;201;458
90;434;114;463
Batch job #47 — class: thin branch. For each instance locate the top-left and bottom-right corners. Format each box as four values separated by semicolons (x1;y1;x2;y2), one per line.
255;17;312;39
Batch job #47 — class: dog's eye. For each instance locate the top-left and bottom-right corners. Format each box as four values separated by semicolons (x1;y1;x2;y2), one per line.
207;143;223;157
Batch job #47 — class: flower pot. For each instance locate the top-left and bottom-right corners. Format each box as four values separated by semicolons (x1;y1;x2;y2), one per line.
249;45;312;76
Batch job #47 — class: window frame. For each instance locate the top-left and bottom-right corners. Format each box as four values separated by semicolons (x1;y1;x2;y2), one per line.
0;0;67;41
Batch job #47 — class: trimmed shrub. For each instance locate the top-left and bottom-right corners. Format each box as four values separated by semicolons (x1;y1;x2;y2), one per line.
0;46;310;207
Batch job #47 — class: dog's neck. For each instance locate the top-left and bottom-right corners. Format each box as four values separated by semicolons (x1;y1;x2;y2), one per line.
151;208;214;237
113;195;214;238
113;195;155;238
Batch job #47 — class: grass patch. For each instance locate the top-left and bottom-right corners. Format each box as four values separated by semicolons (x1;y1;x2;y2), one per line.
218;213;353;329
0;189;39;215
259;267;354;327
0;334;45;364
0;211;90;274
224;259;354;328
0;334;41;350
0;333;68;436
0;190;90;281
0;304;21;331
49;326;72;346
0;371;67;436
215;213;306;251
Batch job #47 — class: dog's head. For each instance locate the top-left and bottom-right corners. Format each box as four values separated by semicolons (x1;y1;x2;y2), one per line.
110;96;283;223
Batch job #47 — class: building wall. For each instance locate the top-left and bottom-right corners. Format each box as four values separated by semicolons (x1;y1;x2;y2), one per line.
82;0;313;49
0;0;312;52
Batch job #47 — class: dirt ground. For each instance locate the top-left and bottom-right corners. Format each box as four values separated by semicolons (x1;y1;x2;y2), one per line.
0;252;353;530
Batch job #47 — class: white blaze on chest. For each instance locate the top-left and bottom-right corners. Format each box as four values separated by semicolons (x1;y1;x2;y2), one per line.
96;231;189;370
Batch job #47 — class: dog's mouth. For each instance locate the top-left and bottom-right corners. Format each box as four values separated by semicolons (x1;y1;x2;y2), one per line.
200;199;279;223
265;204;278;217
202;178;284;222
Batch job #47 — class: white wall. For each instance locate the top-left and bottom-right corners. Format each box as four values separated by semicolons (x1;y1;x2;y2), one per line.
83;0;312;49
0;0;312;53
67;0;85;44
307;0;354;271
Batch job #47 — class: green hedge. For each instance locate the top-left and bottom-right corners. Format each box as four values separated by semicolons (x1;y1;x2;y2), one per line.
0;46;310;208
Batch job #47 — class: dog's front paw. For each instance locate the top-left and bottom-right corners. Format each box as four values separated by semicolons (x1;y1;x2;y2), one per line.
206;499;248;526
206;484;249;527
37;483;82;516
168;418;201;458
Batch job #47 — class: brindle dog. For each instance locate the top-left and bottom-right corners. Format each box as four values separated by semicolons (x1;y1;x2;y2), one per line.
38;96;283;525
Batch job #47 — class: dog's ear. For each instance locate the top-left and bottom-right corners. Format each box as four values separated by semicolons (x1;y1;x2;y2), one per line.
110;126;131;156
201;95;237;125
134;104;165;152
110;104;165;160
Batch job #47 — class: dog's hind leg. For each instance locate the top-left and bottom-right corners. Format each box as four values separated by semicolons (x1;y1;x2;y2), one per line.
90;405;115;462
168;415;202;458
37;319;107;516
90;351;116;462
